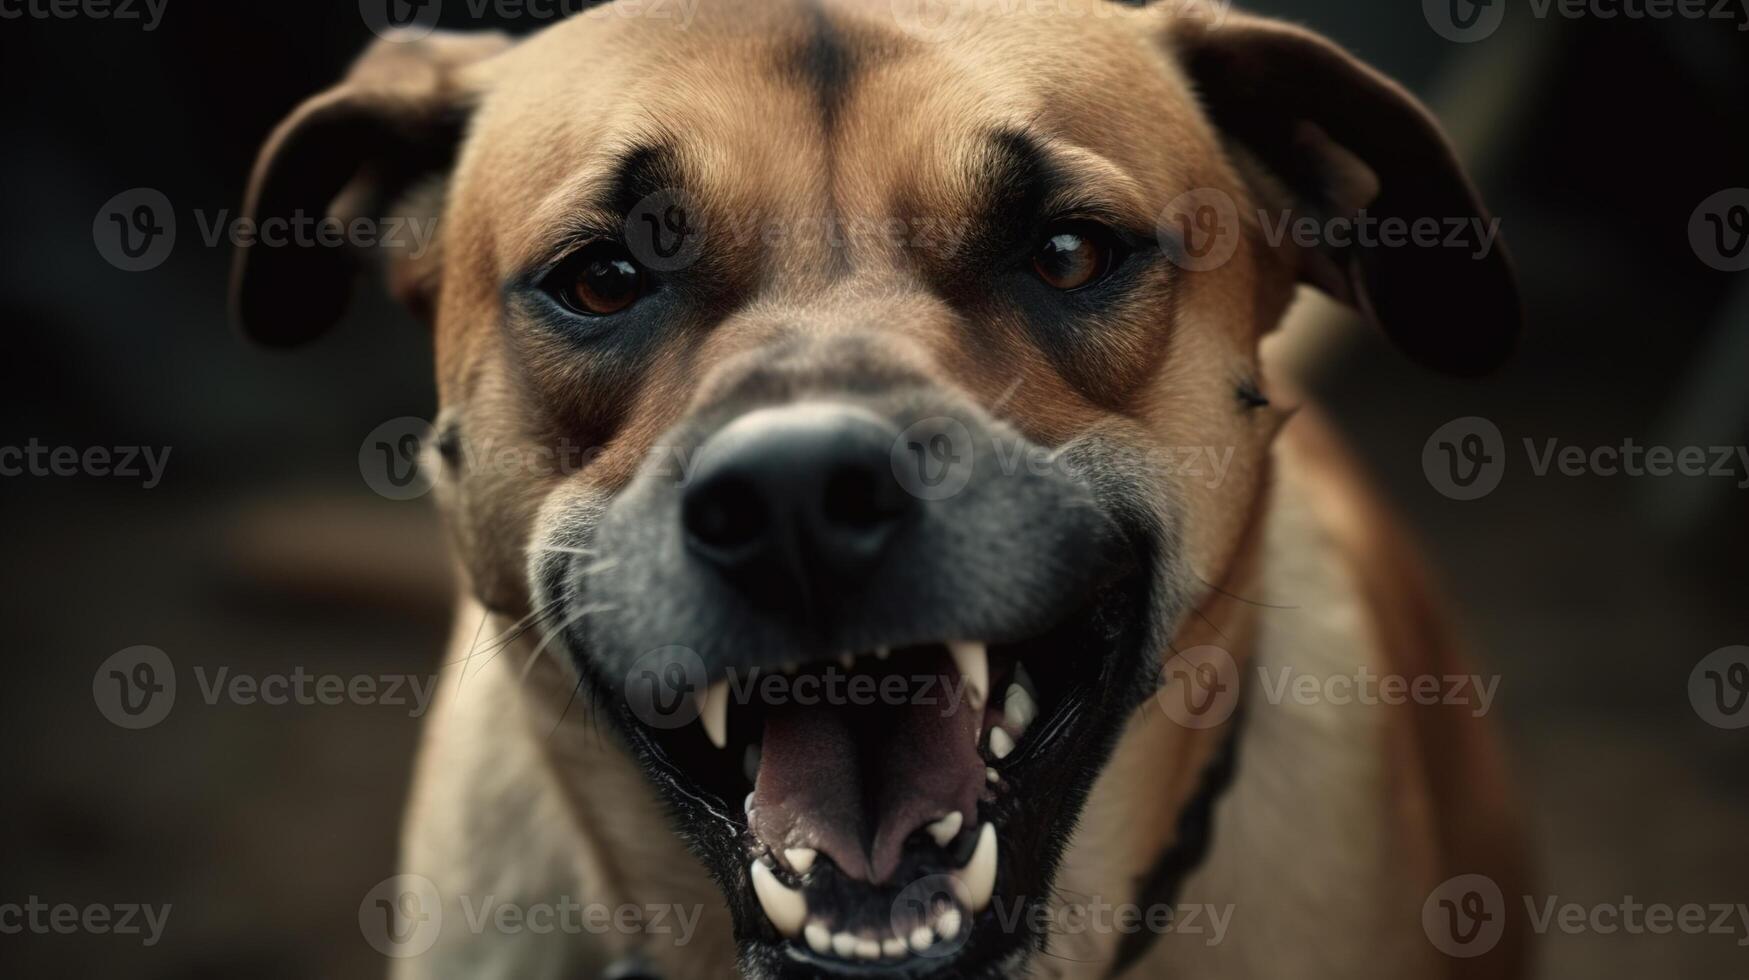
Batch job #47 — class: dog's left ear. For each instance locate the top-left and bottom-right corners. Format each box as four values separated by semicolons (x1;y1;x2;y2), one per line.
1164;9;1522;376
231;31;512;347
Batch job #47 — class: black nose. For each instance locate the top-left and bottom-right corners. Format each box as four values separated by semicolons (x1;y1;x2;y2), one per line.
682;404;916;609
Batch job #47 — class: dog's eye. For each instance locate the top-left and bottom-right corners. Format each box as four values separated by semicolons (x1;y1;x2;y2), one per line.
1030;222;1118;292
547;241;646;316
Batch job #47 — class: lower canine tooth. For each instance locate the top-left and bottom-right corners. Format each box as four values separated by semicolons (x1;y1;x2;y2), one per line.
749;861;806;937
698;681;730;749
784;847;817;874
937;906;963;939
805;921;832;954
1004;684;1037;731
948;641;989;709
988;727;1015;759
927;811;963;847
959;823;998;912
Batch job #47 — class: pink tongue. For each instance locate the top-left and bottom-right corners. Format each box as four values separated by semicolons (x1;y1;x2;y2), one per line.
749;653;985;883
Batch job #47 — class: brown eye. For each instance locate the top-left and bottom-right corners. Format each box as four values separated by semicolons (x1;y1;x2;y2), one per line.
1030;223;1117;291
554;242;645;316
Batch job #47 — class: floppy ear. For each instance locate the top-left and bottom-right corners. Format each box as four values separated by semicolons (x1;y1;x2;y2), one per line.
230;31;512;347
1166;10;1521;376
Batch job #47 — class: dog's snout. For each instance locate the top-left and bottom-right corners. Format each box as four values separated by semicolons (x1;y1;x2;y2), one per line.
682;404;915;607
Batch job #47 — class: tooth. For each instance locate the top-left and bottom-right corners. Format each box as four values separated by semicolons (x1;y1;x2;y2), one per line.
874;647;890;660
1004;684;1037;731
784;848;817;874
949;641;988;708
927;811;963;847
882;936;907;958
744;792;755;816
855;938;881;960
908;925;935;952
937;906;963;939
698;681;729;749
744;744;762;782
986;768;999;783
805;921;833;954
988;727;1015;760
832;933;858;958
958;823;998;912
749;861;806;937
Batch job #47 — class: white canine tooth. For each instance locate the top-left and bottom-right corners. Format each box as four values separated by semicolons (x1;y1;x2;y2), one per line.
832;933;858;958
855;938;881;960
958;823;998;912
805;921;833;954
749;861;806;937
784;847;817;874
937;906;963;939
988;727;1015;760
1004;684;1037;731
882;937;907;958
927;811;963;847
948;641;989;708
908;925;935;952
698;681;730;749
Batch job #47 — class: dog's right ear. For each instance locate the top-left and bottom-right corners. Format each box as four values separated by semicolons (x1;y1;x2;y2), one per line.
231;31;512;347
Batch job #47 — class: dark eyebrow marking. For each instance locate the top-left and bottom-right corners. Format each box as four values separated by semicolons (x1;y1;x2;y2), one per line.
605;142;684;219
784;5;857;133
960;129;1064;262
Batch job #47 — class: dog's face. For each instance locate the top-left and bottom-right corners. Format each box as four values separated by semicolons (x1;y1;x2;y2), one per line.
236;1;1516;976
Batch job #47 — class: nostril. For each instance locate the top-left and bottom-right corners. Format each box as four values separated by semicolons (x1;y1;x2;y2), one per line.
821;463;912;531
684;476;769;558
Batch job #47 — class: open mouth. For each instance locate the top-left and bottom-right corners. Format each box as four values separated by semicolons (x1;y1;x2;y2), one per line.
613;598;1134;976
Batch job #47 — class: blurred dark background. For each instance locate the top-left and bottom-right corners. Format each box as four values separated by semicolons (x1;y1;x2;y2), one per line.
2;1;1746;977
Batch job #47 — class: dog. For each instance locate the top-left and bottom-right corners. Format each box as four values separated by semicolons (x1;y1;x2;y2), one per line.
233;1;1529;977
